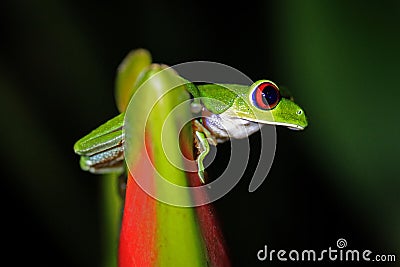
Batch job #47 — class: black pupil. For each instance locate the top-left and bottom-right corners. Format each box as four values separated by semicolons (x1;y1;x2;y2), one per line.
262;85;279;106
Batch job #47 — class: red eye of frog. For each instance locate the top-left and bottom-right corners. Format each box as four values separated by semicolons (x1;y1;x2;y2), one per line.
252;81;281;110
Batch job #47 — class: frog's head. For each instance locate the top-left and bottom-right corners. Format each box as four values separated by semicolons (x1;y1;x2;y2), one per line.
233;80;308;130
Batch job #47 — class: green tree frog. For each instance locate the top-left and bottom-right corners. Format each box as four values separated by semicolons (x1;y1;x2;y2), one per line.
74;77;308;182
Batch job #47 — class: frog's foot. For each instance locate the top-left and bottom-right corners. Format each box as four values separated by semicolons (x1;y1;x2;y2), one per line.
193;119;217;145
192;120;217;183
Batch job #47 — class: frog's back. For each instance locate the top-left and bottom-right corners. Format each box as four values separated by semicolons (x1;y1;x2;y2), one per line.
197;83;249;114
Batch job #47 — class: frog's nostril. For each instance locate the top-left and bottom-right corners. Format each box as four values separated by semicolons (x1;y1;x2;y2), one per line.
296;109;303;115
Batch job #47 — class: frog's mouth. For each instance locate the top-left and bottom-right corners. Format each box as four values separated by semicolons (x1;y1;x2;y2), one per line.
271;122;304;131
287;126;304;131
246;118;306;131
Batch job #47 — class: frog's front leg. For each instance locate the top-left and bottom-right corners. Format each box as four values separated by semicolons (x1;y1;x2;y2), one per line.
192;119;217;183
74;113;126;174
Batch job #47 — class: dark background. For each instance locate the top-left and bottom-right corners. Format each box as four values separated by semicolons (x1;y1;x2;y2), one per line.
1;1;399;266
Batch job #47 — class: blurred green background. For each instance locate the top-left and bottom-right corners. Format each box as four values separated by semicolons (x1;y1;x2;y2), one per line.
1;1;399;266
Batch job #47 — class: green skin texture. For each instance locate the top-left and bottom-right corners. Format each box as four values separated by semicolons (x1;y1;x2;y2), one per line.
74;79;308;177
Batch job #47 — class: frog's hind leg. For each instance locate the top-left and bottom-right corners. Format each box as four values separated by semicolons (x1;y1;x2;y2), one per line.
192;120;217;183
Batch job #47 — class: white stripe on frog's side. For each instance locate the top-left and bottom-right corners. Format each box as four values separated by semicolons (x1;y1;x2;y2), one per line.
202;107;261;143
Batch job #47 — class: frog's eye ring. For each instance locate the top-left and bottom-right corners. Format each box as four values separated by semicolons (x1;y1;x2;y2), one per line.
252;82;281;110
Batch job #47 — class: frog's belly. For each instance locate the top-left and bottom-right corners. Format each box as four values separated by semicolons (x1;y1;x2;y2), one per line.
203;112;261;143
